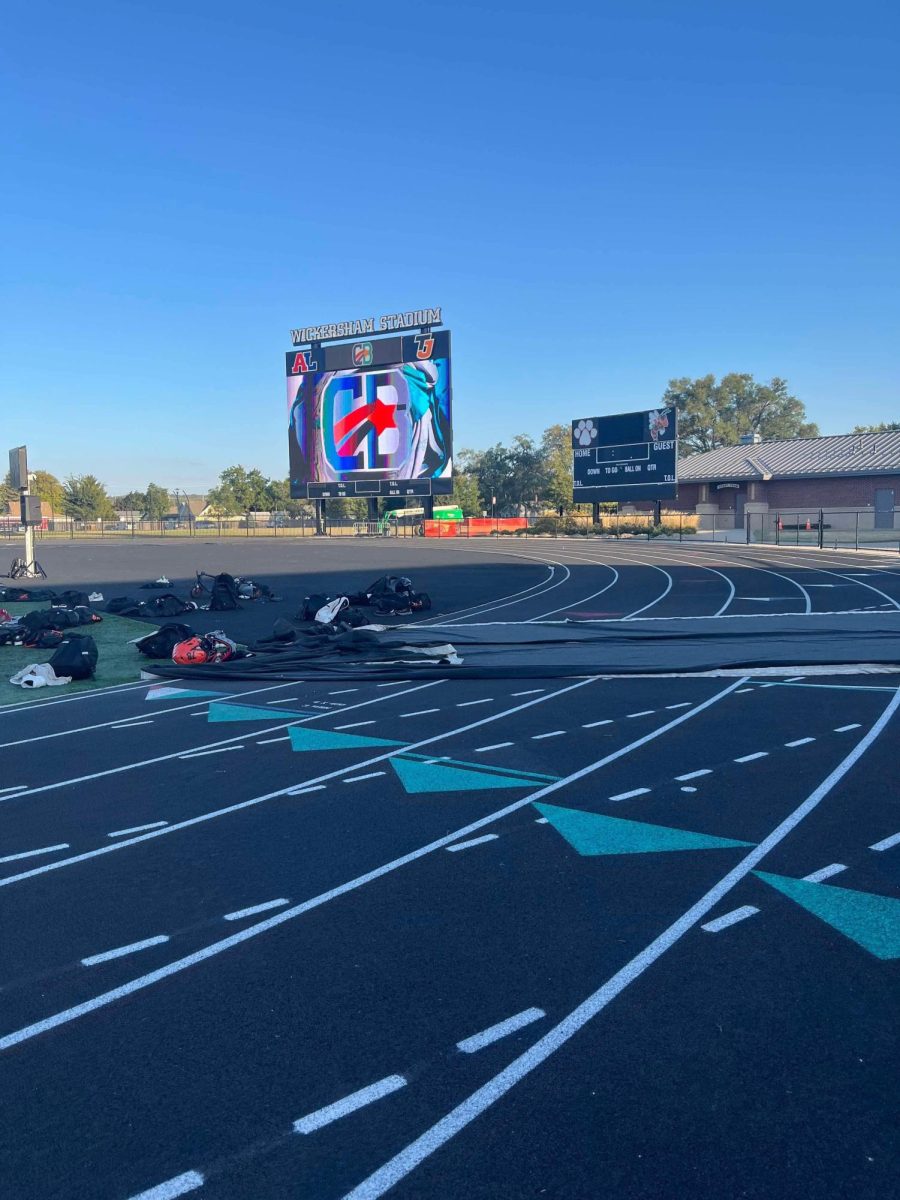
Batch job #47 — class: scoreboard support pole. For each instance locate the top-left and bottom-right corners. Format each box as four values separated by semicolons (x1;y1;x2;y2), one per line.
592;502;600;523
314;500;325;536
423;496;434;522
367;497;379;523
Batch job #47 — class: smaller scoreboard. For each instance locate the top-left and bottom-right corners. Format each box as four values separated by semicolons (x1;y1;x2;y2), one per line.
572;408;677;503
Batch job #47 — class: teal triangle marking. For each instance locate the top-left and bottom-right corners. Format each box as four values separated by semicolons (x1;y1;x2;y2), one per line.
390;756;547;794
754;871;900;960
288;726;405;752
398;753;558;784
535;802;754;857
207;703;316;723
146;688;227;701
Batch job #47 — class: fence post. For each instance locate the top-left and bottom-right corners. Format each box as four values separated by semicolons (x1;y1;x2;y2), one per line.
680;513;683;542
745;513;750;544
817;509;824;549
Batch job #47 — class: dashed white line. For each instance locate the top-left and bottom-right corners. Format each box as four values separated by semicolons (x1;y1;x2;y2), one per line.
582;719;613;728
0;785;28;795
734;688;753;694
512;689;544;696
267;697;300;704
531;730;565;740
336;721;375;730
224;899;289;921
344;772;386;783
329;689;358;695
294;1075;407;1134
475;742;514;753
609;787;650;801
377;681;411;688
127;1170;205;1199
287;784;327;795
256;735;291;745
701;905;760;933
457;699;494;708
456;1007;546;1054
178;746;244;759
680;786;698;793
112;720;154;728
0;843;69;865
802;863;847;883
626;710;655;719
108;822;168;838
870;831;900;852
835;723;862;733
735;751;768;763
399;709;440;717
675;769;711;781
665;702;692;709
445;834;499;852
785;737;816;747
82;935;170;967
534;817;549;824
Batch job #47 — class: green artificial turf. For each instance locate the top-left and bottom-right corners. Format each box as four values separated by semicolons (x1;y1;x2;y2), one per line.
0;603;156;706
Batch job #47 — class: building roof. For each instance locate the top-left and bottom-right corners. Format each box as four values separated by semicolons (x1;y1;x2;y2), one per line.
678;430;900;482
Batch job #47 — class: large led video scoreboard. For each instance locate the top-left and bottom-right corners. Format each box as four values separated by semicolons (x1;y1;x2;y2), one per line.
572;407;678;503
286;314;452;500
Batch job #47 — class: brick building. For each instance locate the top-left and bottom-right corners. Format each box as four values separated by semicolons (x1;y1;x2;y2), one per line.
671;430;900;531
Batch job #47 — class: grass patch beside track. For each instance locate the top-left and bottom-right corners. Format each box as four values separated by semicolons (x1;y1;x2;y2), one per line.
0;604;155;706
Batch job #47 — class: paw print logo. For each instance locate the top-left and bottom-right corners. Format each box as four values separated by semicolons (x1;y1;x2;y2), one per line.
574;419;598;447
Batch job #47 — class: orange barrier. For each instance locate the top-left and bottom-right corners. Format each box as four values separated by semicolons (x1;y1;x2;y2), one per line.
423;517;528;538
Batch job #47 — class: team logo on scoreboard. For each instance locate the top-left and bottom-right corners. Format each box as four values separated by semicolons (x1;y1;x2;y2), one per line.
648;410;670;440
415;334;435;360
352;342;374;367
573;419;598;447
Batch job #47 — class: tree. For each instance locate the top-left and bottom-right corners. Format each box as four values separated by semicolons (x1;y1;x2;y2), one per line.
62;475;116;521
852;422;900;433
540;424;574;513
662;374;818;454
115;490;149;514
30;470;65;514
451;472;481;516
144;482;171;521
0;472;16;507
206;465;271;516
508;434;548;512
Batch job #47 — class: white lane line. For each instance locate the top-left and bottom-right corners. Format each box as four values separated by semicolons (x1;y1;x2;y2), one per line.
336;721;376;729
112;720;154;728
803;863;847;882
0;785;28;794
339;685;900;1200
82;934;170;967
870;831;900;852
735;688;754;694
475;742;514;753
456;698;494;707
664;702;692;710
108;822;168;838
527;561;620;622
785;737;816;747
531;731;565;740
267;697;300;704
294;1075;407;1135
287;784;327;795
786;676;805;682
621;565;673;620
178;746;244;759
680;786;698;793
0;843;69;865
512;689;545;696
535;817;549;824
399;709;441;717
256;736;291;745
626;710;655;719
735;751;768;763
224;899;289;921
582;719;612;728
127;1170;205;1199
701;905;760;933
609;787;650;801
675;769;711;781
344;772;386;783
456;1007;546;1054
329;689;359;695
0;679;744;1047
377;681;411;687
835;723;862;732
445;834;499;852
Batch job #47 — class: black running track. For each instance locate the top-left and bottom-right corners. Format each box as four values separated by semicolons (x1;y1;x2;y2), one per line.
1;537;899;1200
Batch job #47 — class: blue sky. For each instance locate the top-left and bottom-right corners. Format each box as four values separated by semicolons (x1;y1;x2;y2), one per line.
2;0;897;494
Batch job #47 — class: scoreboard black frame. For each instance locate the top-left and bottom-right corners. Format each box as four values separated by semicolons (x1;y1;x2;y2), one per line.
571;407;678;503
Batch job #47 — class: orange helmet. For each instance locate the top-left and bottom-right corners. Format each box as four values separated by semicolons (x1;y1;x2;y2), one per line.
172;637;210;665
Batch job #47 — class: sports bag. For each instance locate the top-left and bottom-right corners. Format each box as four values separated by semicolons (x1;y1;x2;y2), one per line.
300;593;330;621
146;593;195;617
315;596;350;624
72;606;103;625
209;573;240;611
107;597;144;616
172;631;237;665
26;629;65;650
49;634;98;680
57;590;91;608
135;622;195;659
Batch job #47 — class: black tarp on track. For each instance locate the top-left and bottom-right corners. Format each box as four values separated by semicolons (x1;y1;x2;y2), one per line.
147;613;900;681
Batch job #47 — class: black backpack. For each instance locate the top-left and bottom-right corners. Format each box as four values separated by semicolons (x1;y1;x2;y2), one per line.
49;634;98;680
57;590;91;608
147;593;194;617
209;573;240;611
299;593;330;621
107;597;144;616
135;622;195;659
